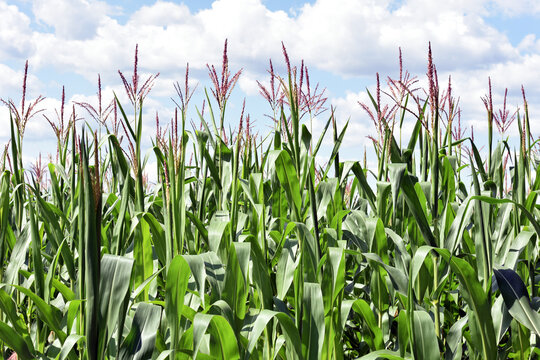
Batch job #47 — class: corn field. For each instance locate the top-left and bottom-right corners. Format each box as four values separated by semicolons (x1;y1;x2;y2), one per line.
0;41;539;359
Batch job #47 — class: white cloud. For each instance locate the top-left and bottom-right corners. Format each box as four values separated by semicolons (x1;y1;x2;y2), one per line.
17;0;521;89
517;34;540;53
0;62;46;137
32;0;116;40
0;106;10;139
25;97;61;141
489;0;540;16
293;0;517;76
326;90;375;150
446;55;540;138
129;1;192;26
3;0;540;164
238;70;262;96
0;63;26;97
0;1;34;59
30;18;130;78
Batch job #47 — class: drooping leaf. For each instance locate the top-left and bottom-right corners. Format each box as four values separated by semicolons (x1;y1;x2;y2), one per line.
494;268;540;335
118;303;162;360
192;314;240;360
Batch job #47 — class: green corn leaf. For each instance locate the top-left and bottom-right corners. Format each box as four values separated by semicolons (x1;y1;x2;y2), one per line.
133;214;154;300
494;268;540;335
445;316;467;359
31;190;76;280
208;211;230;260
276;241;299;300
111;175;132;255
244;309;303;360
182;255;206;308
510;318;530;360
320;120;349;180
302;282;325;360
412;310;440;360
166;255;191;351
247;235;273;310
296;222;319;283
363;253;408;295
0;289;34;354
400;174;437;247
200;252;226;300
58;334;84;360
222;243;250;327
192;314;240;360
268;150;302;219
351;299;384;350
143;212;166;266
321;247;345;313
388;163;407;217
358;350;409;359
492;295;512;344
98;254;134;358
27;197;45;301
9;284;67;343
434;249;497;359
66;300;83;336
397;311;409;357
0;171;12;255
118;303;162;360
351;162;376;213
0;319;35;359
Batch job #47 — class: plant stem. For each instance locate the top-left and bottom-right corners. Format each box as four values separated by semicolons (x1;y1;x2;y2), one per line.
433;253;441;340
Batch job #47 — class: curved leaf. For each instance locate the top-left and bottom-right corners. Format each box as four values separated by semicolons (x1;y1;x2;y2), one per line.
494;268;540;335
192;314;240;360
118;303;162;360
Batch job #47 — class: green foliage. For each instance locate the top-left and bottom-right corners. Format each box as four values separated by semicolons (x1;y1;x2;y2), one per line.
0;42;539;360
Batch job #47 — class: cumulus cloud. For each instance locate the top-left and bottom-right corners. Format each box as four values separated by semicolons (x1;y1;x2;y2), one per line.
129;1;192;26
489;0;540;16
13;0;525;109
0;63;27;97
0;106;10;139
1;0;540;164
294;0;518;76
330;91;374;149
32;0;116;40
0;1;34;59
444;55;540;137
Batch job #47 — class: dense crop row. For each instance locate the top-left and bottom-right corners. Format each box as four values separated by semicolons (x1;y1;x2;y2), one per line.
0;42;539;359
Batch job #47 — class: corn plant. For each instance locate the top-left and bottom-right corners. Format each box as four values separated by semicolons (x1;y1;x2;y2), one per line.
0;40;539;360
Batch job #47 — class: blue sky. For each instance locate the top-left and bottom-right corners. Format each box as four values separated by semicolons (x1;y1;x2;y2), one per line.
1;0;540;176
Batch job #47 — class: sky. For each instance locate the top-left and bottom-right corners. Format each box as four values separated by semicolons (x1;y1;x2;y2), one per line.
1;0;540;179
